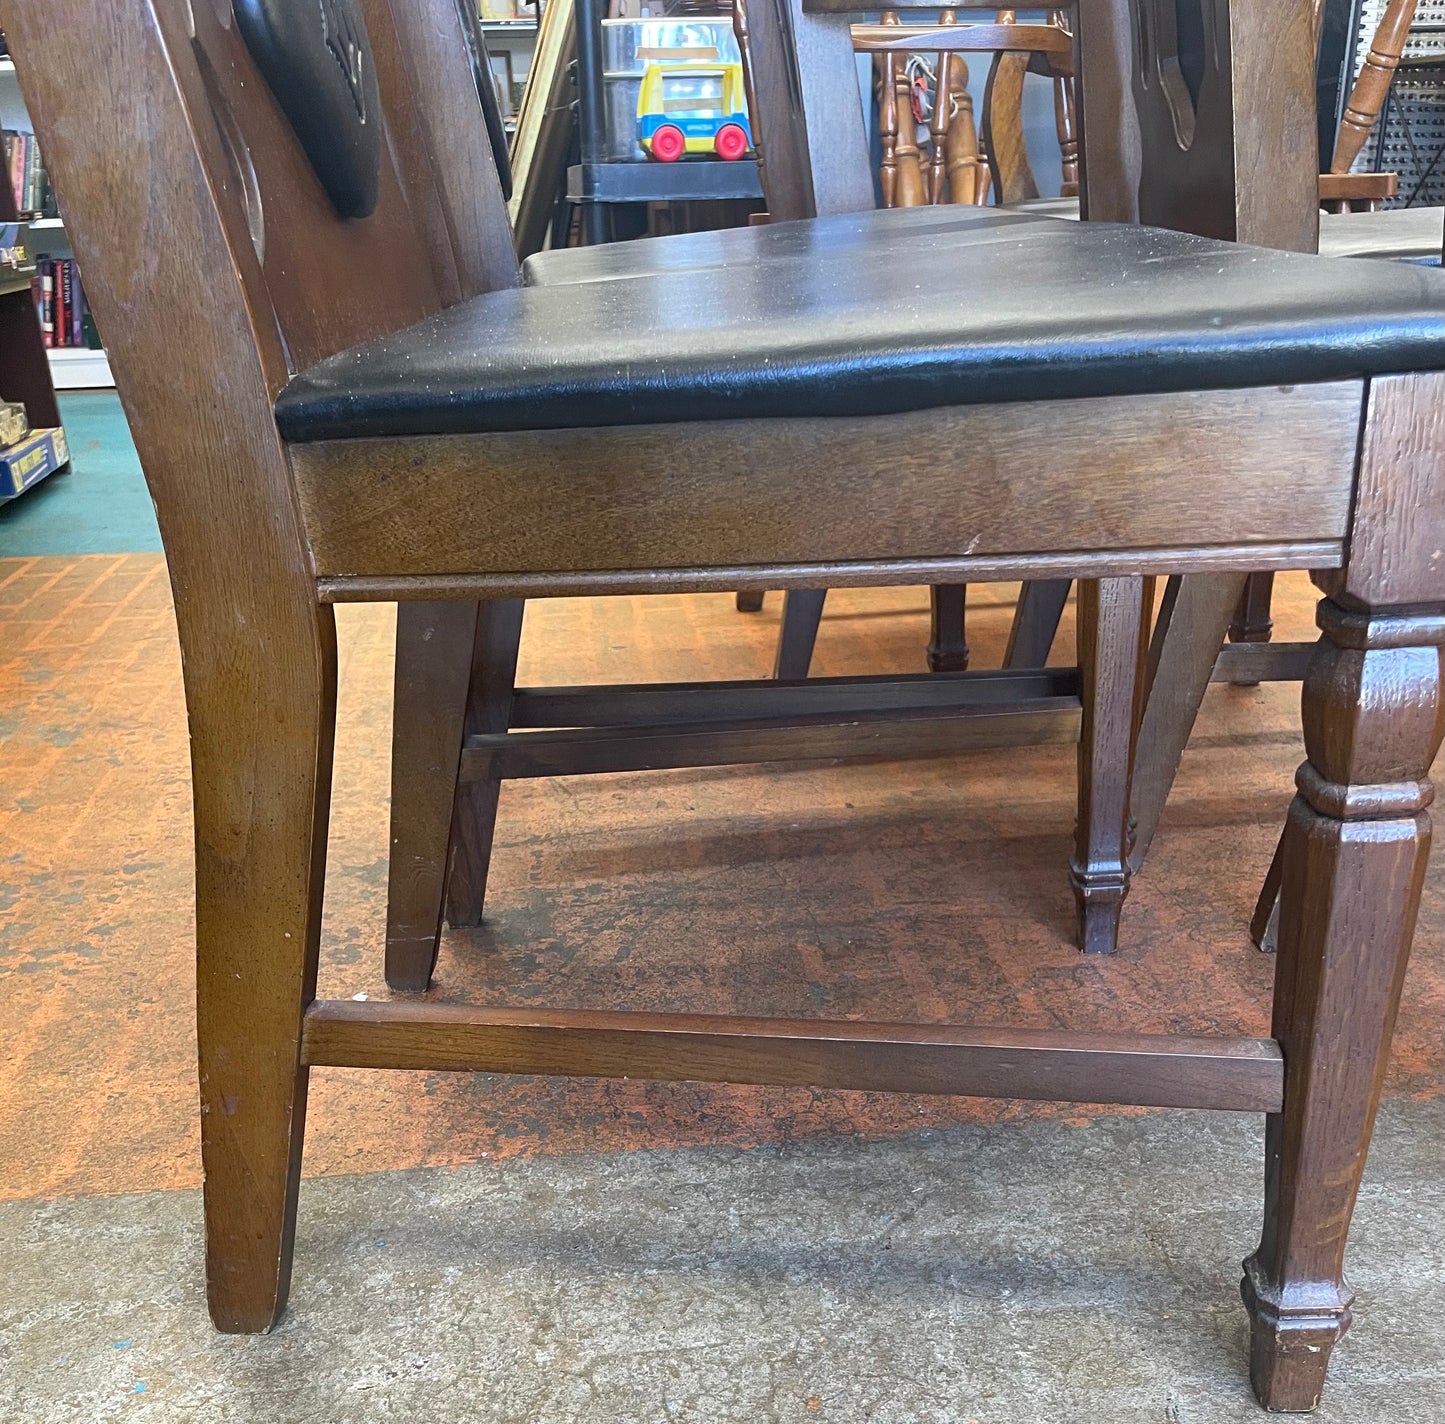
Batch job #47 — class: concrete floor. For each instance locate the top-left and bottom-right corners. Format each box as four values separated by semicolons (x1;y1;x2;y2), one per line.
4;1101;1442;1422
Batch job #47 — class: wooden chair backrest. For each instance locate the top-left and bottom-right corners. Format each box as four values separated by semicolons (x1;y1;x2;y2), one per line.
743;0;1322;250
1329;0;1420;176
857;8;1077;209
1074;0;1320;250
737;0;1073;219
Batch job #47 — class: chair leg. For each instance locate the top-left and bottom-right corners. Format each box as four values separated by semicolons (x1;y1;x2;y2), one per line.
196;607;337;1333
773;588;828;679
1004;578;1071;667
926;584;970;671
1070;577;1145;955
386;602;481;991
1250;829;1284;953
444;598;526;929
1242;596;1442;1411
1127;572;1247;874
1229;571;1276;644
1226;571;1276;686
735;590;765;612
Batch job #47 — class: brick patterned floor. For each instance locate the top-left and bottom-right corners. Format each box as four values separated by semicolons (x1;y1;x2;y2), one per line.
1;557;1439;1201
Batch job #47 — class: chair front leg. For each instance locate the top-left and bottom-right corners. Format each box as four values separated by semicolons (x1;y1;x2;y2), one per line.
1244;371;1445;1410
1242;597;1443;1409
195;605;337;1333
1071;577;1145;954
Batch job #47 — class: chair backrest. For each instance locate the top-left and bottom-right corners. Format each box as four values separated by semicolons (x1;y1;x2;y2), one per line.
1075;0;1321;251
737;0;1074;218
1329;0;1420;176
857;8;1076;209
742;0;1322;250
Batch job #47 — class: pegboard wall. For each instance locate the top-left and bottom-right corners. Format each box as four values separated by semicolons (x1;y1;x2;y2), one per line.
1347;0;1445;206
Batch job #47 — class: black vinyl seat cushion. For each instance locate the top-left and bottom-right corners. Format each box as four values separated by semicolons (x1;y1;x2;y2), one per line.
276;205;1445;442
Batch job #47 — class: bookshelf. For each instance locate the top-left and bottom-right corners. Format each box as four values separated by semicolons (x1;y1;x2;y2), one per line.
1;50;114;390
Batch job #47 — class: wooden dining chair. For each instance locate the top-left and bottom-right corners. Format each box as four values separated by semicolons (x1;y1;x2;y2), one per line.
735;4;1082;678
10;0;1443;1414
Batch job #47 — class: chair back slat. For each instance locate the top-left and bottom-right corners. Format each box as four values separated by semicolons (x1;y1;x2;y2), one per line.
1077;0;1321;251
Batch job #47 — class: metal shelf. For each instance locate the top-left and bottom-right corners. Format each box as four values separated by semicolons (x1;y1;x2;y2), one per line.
568;159;763;205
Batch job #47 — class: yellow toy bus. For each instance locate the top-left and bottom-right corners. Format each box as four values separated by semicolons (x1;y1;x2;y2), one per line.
637;61;753;163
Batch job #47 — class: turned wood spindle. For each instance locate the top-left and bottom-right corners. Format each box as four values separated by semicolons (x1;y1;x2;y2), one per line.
894;66;928;206
1331;0;1419;177
927;10;960;204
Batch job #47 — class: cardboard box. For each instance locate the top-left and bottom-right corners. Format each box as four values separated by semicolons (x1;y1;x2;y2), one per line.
0;426;69;500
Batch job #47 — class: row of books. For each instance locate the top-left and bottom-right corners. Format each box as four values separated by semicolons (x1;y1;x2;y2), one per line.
33;257;100;349
3;129;58;220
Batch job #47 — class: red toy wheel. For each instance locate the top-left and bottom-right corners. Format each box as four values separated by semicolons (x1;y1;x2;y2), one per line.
649;124;686;162
714;123;749;161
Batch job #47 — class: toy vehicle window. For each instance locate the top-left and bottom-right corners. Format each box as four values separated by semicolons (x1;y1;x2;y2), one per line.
661;73;725;113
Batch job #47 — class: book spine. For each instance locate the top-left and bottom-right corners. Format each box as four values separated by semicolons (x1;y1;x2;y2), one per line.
26;137;40;214
57;260;70;347
39;260;54;346
7;134;24;215
71;264;84;348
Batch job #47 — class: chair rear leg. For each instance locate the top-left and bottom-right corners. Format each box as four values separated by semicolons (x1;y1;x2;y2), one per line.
735;590;765;612
445;598;526;928
1071;577;1145;955
1004;578;1071;667
773;588;828;678
386;602;481;991
926;584;970;671
1229;571;1276;645
196;608;337;1333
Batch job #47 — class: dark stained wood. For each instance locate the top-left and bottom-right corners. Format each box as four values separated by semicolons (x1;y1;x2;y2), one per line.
315;541;1345;605
509;667;1081;726
302;1002;1286;1112
1210;641;1315;684
1071;578;1144;955
1127;573;1247;874
734;0;821;222
1241;373;1445;1404
1316;373;1445;610
1250;831;1284;953
735;590;767;612
386;602;479;990
927;583;970;672
442;598;525;929
1228;572;1277;652
1004;578;1071;667
292;384;1363;582
460;696;1081;781
1128;0;1321;253
774;588;829;678
1074;0;1142;223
